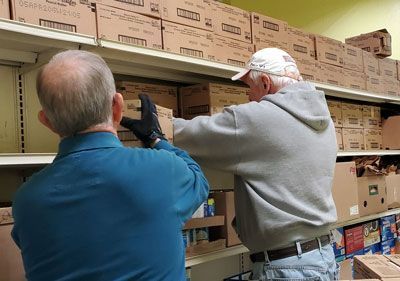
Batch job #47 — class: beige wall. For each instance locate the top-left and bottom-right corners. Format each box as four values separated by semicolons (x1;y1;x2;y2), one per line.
231;0;400;59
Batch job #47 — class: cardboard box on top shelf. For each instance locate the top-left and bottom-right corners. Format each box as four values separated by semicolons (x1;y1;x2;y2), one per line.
335;127;343;151
162;21;214;60
96;4;162;50
345;29;391;57
116;81;178;116
342;102;363;128
366;75;383;94
287;26;315;61
161;0;212;31
363;129;382;150
363;220;380;247
0;207;25;281
382;77;399;96
0;0;9;19
296;58;322;82
180;83;249;119
94;0;160;18
357;175;387;217
10;0;96;36
382;116;400;149
343;43;364;72
327;100;342;127
211;1;251;43
342;69;366;91
379;57;397;79
211;35;253;68
362;105;381;129
342;128;364;151
332;162;359;222
117;99;173;147
386;174;400;209
320;62;344;87
210;191;241;247
362;51;380;76
252;12;288;51
315;34;344;67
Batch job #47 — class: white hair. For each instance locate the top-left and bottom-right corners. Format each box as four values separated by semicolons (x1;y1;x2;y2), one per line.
36;50;115;136
248;66;302;93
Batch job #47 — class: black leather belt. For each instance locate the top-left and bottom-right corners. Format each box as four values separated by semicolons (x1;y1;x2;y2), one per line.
250;235;331;263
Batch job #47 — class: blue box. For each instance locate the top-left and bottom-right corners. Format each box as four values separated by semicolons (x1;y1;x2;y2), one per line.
345;248;364;260
381;238;396;255
364;243;381;255
331;227;345;257
380;215;397;241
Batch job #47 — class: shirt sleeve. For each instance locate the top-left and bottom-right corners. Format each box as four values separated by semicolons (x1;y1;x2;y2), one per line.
154;140;209;225
173;107;240;174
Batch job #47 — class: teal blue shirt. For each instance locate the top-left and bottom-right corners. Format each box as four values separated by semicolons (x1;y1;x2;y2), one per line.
12;132;209;281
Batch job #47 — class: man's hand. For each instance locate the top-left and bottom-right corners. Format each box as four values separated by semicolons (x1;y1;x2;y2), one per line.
120;94;166;147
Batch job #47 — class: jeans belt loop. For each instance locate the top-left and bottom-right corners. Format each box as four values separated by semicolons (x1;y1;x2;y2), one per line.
295;241;302;258
317;237;322;251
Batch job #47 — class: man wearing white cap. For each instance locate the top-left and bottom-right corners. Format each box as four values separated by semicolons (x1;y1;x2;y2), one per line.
173;48;338;280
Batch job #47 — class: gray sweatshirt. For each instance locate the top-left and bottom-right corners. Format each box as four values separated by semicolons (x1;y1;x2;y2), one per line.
173;81;337;252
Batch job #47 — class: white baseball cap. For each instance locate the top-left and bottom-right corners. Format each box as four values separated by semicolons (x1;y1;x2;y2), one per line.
231;48;301;81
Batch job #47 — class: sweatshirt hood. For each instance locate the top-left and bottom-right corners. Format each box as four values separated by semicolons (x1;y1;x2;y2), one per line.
262;81;331;131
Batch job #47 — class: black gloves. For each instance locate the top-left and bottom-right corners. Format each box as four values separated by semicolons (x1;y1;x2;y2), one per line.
120;94;166;147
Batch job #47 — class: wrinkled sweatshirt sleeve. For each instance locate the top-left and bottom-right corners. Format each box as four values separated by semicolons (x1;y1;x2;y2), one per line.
154;140;209;225
173;107;240;173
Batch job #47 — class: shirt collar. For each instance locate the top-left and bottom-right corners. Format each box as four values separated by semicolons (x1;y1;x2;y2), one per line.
56;132;123;159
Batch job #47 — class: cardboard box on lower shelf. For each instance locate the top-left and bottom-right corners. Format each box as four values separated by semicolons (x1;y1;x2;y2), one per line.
118;100;173;147
183;216;225;230
327;100;342;127
332;162;359;223
354;255;400;279
0;207;25;281
335;128;343;151
364;129;382;150
186;239;226;257
342;128;364;151
0;0;9;19
382;116;400;149
386;175;400;209
357;176;387;217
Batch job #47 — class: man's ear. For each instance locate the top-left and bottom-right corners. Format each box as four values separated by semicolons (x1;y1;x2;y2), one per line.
112;93;124;126
261;73;271;91
38;110;59;135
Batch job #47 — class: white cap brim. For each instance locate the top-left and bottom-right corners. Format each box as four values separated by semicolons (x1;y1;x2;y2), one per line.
231;69;250;81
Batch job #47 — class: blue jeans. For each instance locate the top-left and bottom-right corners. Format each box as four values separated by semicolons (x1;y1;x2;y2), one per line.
250;243;340;280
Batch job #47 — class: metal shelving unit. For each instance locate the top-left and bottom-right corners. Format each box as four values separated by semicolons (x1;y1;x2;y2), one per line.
185;245;248;268
333;208;400;229
337;150;400;157
1;20;400;270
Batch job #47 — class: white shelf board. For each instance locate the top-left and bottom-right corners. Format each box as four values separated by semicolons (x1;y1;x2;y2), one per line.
0;153;55;167
0;19;96;64
185;244;248;268
333;208;400;229
337;150;400;157
314;82;400;104
94;39;242;82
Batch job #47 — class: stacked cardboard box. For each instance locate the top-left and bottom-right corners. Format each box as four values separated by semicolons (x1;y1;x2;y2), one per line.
346;29;392;58
116;81;178;116
0;0;9;19
252;12;288;51
180;83;249;119
342;102;364;151
362;105;382;150
117;99;173;147
96;4;162;50
327;100;343;151
95;0;161;17
10;0;97;36
354;255;400;279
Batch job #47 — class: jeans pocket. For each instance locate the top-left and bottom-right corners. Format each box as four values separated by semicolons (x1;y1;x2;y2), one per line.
263;265;326;281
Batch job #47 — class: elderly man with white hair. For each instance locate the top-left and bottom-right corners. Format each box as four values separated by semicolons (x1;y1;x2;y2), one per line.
173;48;338;280
11;50;209;281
